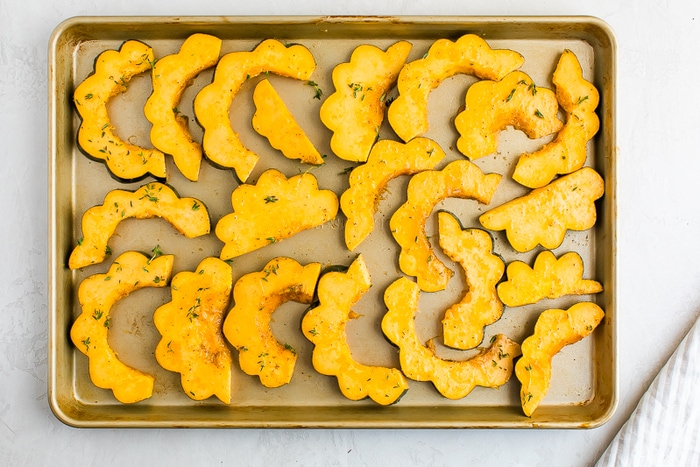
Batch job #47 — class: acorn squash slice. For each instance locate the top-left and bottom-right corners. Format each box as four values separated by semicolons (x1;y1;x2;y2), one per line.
153;257;233;404
340;137;445;251
437;212;505;350
320;41;412;162
301;255;409;405
382;277;520;400
73;40;166;182
479;167;604;253
69;182;210;269
70;251;174;403
251;78;324;165
193;39;316;182
144;33;222;181
215;169;338;260
223;257;321;388
515;302;604;416
454;71;563;160
390;160;502;292
497;250;603;308
388;34;524;142
513;49;601;188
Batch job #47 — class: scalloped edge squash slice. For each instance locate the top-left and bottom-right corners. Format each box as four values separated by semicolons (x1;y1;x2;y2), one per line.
390;160;502;292
301;255;409;405
340;137;445;251
154;257;233;404
73;40;166;182
515;302;604;416
223;257;321;388
144;33;222;181
69;182;210;269
455;71;563;160
497;250;603;307
513;49;601;188
320;41;412;162
215;169;338;260
437;212;505;350
479;167;604;253
70;251;174;403
382;277;520;400
252;78;324;165
388;34;524;142
194;39;316;182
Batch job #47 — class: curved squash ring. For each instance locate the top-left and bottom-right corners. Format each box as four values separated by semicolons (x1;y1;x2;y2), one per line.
512;49;601;188
497;251;603;308
68;182;210;270
215;169;338;260
144;33;222;181
479;167;604;253
193;39;316;182
390;160;502;292
382;277;520;400
454;71;563;160
70;251;174;403
340;137;445;251
154;257;233;404
515;302;604;416
252;79;324;165
301;255;409;405
388;34;524;142
223;257;321;388
73;40;166;182
437;212;505;350
320;41;412;162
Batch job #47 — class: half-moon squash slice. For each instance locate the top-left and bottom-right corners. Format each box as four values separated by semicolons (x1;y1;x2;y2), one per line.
223;257;321;388
69;182;210;269
154;257;233;403
382;277;520;400
70;251;174;403
301;255;409;405
74;40;166;182
144;33;222;181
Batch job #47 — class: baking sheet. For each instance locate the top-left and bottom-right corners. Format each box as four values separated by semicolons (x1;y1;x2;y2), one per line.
48;15;617;428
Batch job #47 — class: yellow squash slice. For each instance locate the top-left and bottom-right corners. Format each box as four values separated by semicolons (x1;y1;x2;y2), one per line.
144;33;222;181
382;277;520;400
194;39;316;181
340;137;445;251
301;255;409;405
513;49;601;188
153;257;233;404
515;302;604;416
70;251;174;403
320;41;412;162
455;71;563;160
479;167;604;253
497;251;603;307
69;182;210;270
215;169;338;260
223;257;321;388
390;160;502;292
251;78;324;165
74;40;166;181
388;34;524;142
437;212;505;350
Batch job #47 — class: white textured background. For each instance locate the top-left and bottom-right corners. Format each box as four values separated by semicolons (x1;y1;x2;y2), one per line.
2;0;700;465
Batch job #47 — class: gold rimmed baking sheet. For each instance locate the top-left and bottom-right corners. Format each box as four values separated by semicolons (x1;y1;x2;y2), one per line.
49;15;616;428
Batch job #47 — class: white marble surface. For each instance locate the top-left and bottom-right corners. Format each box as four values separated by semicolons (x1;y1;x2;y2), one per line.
2;0;699;465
